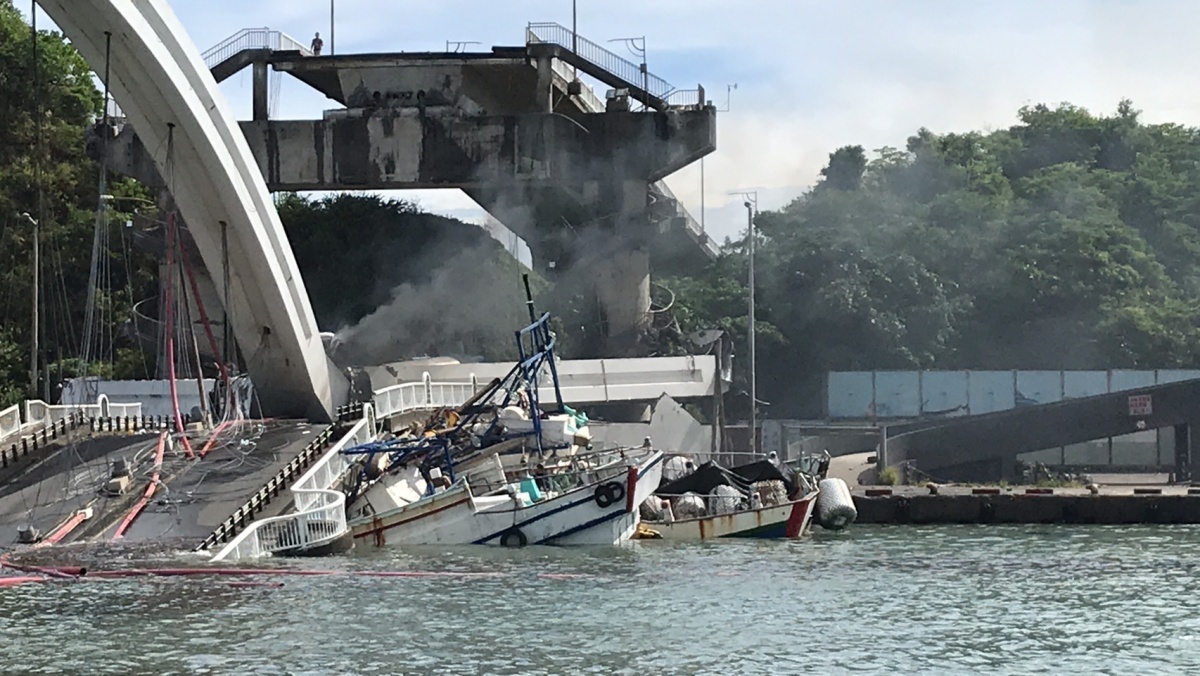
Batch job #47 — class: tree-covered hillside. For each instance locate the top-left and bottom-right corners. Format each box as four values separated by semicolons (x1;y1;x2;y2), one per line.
659;101;1200;417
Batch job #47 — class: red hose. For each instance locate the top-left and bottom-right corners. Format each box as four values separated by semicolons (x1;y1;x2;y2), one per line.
163;214;194;459
198;420;235;459
178;240;235;416
111;432;168;540
0;562;588;587
33;510;90;548
0;576;49;587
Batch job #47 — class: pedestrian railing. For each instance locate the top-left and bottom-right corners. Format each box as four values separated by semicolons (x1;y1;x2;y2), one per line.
201;27;311;69
526;22;675;100
210;410;375;562
0;396;144;446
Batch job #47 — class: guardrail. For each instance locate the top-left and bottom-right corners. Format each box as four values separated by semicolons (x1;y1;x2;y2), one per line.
373;377;481;421
211;411;376;562
210;377;489;561
201;27;311;69
526;22;675;100
0;395;144;447
665;89;704;108
549;58;605;113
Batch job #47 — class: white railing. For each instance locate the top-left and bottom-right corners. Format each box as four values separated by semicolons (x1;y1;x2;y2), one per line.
372;376;482;421
0;404;20;443
201;27;311;69
211;411;375;562
550;58;605;113
1;395;144;446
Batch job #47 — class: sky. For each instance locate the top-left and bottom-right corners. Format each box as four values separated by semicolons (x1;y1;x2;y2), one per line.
32;0;1200;244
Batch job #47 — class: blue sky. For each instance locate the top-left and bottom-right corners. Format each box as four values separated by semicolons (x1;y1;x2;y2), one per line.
34;0;1200;243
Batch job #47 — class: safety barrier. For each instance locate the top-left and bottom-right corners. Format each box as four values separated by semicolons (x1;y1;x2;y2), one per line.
526;22;675;100
372;377;480;421
210;412;375;562
0;396;144;447
370;357;719;411
201;27;311;68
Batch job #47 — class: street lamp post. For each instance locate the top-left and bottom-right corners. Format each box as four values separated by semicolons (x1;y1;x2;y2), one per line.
730;191;758;455
607;36;648;107
21;212;39;398
330;0;335;55
701;84;737;235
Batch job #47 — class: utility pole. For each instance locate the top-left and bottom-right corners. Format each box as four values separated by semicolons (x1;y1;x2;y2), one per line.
731;190;758;455
572;0;578;54
23;213;39;398
330;0;335;55
29;3;43;400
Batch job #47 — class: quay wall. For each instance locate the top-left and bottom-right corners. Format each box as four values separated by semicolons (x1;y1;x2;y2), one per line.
852;491;1200;525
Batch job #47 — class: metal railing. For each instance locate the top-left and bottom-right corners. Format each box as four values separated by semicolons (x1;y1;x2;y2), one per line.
649;180;720;258
201;27;311;69
526;22;675;100
372;376;482;421
211;412;375;562
1;396;144;446
665;89;704;109
0;404;20;444
549;58;605;113
212;376;501;562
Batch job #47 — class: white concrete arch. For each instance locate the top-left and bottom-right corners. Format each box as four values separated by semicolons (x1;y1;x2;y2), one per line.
38;0;345;420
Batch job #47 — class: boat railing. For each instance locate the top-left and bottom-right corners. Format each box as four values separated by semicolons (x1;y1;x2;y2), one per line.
468;446;650;497
211;411;376;562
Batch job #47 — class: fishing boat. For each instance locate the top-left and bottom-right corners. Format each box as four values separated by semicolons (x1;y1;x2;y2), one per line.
339;277;665;547
348;445;663;546
639;456;819;540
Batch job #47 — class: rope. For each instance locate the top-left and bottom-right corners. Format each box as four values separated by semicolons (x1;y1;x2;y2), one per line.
179;238;236;418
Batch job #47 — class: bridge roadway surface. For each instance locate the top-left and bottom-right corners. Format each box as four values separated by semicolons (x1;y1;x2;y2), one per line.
882;377;1200;481
0;421;319;550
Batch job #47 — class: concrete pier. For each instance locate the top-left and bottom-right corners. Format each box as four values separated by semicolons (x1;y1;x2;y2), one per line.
850;484;1200;525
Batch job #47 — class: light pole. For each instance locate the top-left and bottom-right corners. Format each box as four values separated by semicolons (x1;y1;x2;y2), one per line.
330;0;335;55
21;212;39;398
607;36;647;107
730;190;758;455
701;84;737;236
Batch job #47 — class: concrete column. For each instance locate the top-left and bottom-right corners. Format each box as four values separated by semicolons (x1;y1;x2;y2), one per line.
593;247;650;351
252;60;269;121
534;55;554;113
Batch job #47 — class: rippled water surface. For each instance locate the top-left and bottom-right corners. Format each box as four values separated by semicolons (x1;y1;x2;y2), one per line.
4;526;1200;674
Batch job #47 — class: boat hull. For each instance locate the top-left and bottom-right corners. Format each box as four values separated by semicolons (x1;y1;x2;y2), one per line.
646;492;818;540
350;451;664;547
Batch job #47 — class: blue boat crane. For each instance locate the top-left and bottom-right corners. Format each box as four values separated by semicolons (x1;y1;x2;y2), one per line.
341;275;575;504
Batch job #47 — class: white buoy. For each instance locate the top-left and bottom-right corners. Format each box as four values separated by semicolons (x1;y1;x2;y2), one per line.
816;478;858;531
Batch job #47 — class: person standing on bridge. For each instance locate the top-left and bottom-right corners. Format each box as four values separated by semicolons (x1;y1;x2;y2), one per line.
311;32;324;55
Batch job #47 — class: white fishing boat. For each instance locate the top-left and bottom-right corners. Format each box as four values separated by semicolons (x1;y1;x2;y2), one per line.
339;281;665;547
639;457;821;540
348;446;664;547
